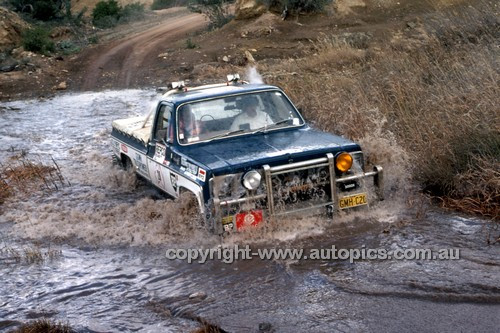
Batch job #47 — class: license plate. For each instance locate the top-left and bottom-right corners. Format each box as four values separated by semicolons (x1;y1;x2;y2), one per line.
339;193;367;209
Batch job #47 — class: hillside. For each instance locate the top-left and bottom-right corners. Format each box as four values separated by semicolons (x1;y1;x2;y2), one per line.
71;0;154;15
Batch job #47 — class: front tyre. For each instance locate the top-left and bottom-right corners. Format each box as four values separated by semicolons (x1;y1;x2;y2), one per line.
177;190;205;231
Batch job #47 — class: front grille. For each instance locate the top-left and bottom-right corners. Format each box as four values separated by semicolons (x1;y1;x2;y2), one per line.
268;165;332;212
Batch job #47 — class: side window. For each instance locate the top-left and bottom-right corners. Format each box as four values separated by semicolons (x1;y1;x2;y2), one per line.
154;104;172;142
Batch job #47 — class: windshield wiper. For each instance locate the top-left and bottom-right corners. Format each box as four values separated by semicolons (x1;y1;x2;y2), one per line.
210;129;245;140
252;119;292;134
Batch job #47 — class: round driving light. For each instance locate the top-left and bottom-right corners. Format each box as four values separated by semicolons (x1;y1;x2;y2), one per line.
242;170;262;190
336;152;353;173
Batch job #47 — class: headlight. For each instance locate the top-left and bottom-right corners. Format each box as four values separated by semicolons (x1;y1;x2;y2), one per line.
242;170;262;190
336;152;353;173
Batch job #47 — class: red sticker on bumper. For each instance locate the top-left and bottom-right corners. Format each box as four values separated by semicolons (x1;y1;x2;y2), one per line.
236;210;263;230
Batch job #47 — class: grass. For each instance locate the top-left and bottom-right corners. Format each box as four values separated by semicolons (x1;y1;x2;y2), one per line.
0;246;62;264
11;318;73;333
151;0;188;10
0;155;68;205
21;26;55;55
146;297;227;333
186;38;197;49
254;3;499;217
0;241;62;264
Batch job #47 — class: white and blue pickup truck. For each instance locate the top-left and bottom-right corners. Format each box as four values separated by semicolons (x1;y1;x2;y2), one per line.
111;76;383;234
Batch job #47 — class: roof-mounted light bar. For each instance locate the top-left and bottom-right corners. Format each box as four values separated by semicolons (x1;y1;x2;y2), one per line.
227;74;240;83
159;75;249;99
170;81;185;89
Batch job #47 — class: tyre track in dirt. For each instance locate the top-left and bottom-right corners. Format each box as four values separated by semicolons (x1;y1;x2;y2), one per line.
81;13;206;90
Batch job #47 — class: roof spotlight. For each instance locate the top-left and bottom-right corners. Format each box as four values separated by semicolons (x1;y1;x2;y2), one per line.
170;81;185;89
227;74;240;82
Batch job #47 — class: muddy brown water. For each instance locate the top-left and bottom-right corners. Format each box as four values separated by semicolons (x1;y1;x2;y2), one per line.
0;91;499;332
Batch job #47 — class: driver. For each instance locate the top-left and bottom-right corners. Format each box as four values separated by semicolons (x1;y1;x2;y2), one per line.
179;105;201;143
230;96;272;131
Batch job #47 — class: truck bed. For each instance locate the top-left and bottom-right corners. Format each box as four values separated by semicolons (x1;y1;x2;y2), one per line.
112;116;152;145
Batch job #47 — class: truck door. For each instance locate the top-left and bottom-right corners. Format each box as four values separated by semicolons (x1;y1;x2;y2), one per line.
147;103;177;197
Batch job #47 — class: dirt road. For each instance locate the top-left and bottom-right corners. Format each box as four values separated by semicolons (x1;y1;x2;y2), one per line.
81;12;206;90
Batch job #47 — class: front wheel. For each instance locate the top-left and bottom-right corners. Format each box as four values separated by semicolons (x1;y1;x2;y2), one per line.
177;190;205;231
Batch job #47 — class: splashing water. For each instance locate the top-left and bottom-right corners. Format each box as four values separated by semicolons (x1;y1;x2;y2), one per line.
246;66;264;84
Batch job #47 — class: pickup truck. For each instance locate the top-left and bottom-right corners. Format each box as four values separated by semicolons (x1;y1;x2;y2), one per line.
111;76;383;234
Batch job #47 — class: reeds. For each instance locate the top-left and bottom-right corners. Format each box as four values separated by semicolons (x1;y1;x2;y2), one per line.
0;155;68;205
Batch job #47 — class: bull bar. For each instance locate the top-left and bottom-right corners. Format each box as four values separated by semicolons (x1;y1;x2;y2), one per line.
211;153;383;232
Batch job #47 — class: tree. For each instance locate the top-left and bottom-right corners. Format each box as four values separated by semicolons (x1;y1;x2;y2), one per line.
9;0;67;21
92;0;121;28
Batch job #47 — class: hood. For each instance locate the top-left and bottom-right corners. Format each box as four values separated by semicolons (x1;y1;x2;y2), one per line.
179;127;360;174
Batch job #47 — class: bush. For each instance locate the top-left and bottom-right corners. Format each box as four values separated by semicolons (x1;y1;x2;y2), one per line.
120;2;145;23
151;0;188;10
188;0;234;29
185;38;197;49
70;7;87;26
22;27;55;54
259;0;332;13
92;0;147;28
32;0;58;20
88;35;99;44
9;0;67;21
93;15;118;28
57;39;80;55
92;0;121;27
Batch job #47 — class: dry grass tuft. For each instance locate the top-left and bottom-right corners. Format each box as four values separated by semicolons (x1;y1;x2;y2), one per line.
440;155;499;219
0;244;62;264
11;318;73;333
191;322;228;333
0;155;68;205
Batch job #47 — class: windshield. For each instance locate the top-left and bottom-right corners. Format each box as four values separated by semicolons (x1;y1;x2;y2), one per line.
176;90;304;144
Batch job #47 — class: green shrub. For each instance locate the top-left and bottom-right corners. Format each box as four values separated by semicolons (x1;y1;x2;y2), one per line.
57;39;80;55
92;0;121;27
88;35;99;44
188;0;234;30
22;27;55;54
151;0;187;10
92;0;147;28
288;0;331;12
70;7;87;26
9;0;67;21
9;0;26;12
120;2;145;23
259;0;332;13
33;0;59;20
93;15;118;28
185;38;197;49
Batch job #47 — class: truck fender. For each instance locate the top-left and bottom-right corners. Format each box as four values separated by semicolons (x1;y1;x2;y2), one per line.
120;153;134;170
178;185;204;214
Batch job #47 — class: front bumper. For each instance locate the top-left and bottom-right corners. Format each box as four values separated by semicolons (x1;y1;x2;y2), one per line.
210;153;383;233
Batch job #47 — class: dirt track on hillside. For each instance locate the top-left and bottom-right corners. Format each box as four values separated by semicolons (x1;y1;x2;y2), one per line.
81;12;206;90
